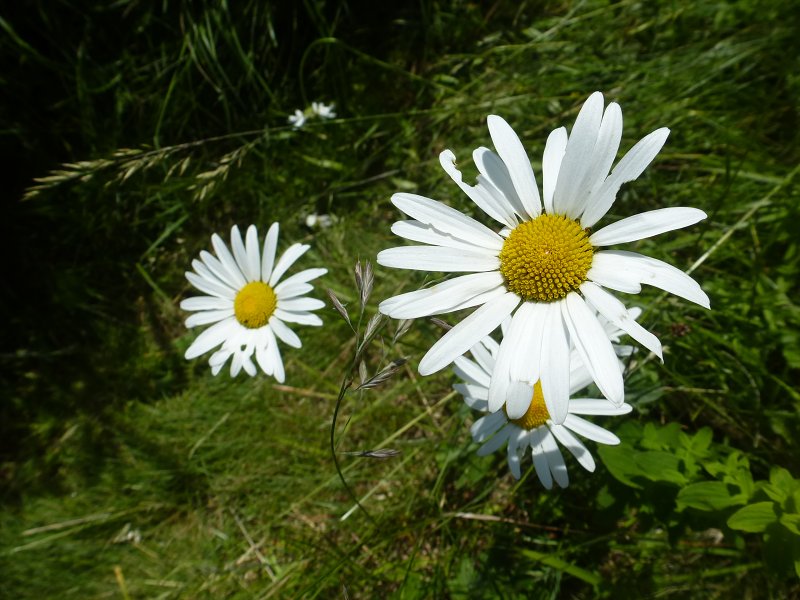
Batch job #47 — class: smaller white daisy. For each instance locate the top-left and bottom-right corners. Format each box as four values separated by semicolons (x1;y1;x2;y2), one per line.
288;109;307;129
181;223;326;380
311;101;336;119
455;319;633;488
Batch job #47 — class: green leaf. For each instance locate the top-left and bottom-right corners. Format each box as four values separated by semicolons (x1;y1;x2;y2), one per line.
676;481;746;512
763;467;799;504
634;451;688;485
598;445;644;489
728;502;779;532
780;513;800;536
519;549;601;586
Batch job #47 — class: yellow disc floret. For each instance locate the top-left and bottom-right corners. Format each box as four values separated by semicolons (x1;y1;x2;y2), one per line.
507;381;550;430
234;281;277;329
499;214;593;302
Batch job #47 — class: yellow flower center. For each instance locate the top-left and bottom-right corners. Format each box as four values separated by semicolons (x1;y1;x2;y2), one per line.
499;214;594;302
506;381;551;430
234;281;277;329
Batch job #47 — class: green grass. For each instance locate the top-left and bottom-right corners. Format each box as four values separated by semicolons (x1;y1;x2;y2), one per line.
2;0;800;597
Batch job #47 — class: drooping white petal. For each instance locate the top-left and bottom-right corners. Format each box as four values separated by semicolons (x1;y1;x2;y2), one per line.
418;292;520;375
185;271;236;300
581;127;670;228
278;297;325;312
505;381;535;421
391;192;504;250
269;316;302;348
185;317;238;359
273;308;323;326
472;147;526;224
390;220;496;253
539;303;571;424
542;127;568;214
562;292;624;406
506;427;528;479
563;414;620;445
453;356;491;388
261;223;280;282
541;429;569;488
379;272;504;319
487;302;533;413
469;341;496;377
580;281;663;360
254;329;274;376
553;91;605;219
241;353;257;377
269;243;310;287
549;423;595;472
477;424;512;456
590;207;707;247
211;234;248;289
487;115;541;219
569;399;633;416
530;428;553;489
509;301;548;385
471;411;506;443
596;250;710;308
185;309;234;328
377;246;500;273
454;382;488;403
439;149;517;228
265;326;285;383
180;296;232;312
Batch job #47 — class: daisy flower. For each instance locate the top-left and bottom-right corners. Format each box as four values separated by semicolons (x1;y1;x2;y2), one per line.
377;92;709;421
311;101;336;119
181;224;326;380
454;328;632;487
288;109;306;129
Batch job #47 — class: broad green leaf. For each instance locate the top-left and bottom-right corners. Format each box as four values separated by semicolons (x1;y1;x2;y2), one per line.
676;481;746;512
780;513;800;536
598;445;644;489
763;467;799;504
634;451;687;485
728;502;779;533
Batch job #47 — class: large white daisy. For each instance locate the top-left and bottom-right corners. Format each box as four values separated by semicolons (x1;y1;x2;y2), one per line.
181;224;326;380
454;330;632;487
378;92;709;421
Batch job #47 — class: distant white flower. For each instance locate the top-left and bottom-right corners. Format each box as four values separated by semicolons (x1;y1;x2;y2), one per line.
288;109;306;129
181;224;326;380
378;92;709;422
455;325;633;487
305;213;334;228
311;101;336;119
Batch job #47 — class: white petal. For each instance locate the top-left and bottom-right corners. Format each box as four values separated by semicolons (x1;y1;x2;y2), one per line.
505;381;535;421
590;207;707;247
275;282;313;299
541;429;569;488
418;292;520;375
454;382;488;403
261;223;280;282
563;414;620;445
453;356;491;388
597;250;710;308
530;428;553;489
254;329;274;376
231;226;256;282
569;399;633;416
562;293;624;405
549;423;595;472
265;327;285;383
200;250;243;290
509;302;548;385
487;115;541;219
185;317;238;359
581;128;670;228
230;352;243;377
278;297;325;312
580;281;663;360
506;427;528;479
377;246;500;273
185;309;234;328
269;316;302;348
477;424;512;456
269;243;310;287
244;225;261;282
553;91;604;219
487;304;530;413
185;271;235;300
439;149;516;228
379;272;504;319
211;234;247;289
471;411;506;443
472;147;526;224
583;102;623;204
273;308;323;326
391;192;504;250
180;296;232;311
539;303;571;424
586;253;643;294
542;127;568;214
469;339;496;375
273;267;327;293
390;220;497;253
242;354;257;377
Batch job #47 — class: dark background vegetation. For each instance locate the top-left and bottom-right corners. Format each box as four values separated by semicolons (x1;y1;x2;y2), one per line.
2;0;800;597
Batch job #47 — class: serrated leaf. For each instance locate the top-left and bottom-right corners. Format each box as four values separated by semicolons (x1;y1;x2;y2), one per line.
676;481;746;512
728;502;779;533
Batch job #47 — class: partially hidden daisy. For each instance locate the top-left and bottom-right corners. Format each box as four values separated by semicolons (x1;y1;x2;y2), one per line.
455;320;633;487
377;92;709;422
181;224;326;380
